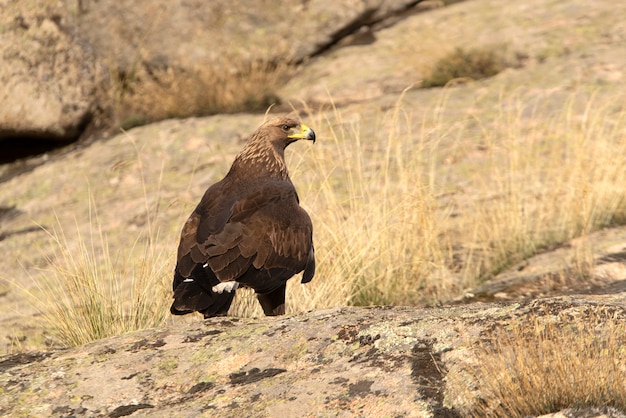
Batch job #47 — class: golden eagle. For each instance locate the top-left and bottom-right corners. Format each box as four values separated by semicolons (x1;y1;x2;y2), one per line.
171;117;316;317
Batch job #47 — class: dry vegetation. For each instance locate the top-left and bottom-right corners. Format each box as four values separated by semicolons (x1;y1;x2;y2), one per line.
18;42;626;415
106;58;292;131
27;203;171;347
421;44;520;87
31;85;626;342
274;90;626;311
459;309;626;416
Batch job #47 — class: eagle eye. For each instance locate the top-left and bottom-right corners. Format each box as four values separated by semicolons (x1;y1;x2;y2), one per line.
281;124;291;132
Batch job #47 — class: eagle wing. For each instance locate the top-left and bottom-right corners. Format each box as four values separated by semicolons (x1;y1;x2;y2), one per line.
176;180;314;294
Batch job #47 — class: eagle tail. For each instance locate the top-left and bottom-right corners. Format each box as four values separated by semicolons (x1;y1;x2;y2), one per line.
170;265;236;318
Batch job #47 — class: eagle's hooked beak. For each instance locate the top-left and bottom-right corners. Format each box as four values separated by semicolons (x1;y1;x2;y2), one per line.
288;124;316;143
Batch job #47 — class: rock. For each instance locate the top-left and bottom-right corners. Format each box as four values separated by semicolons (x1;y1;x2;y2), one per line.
0;6;95;143
0;298;626;417
1;299;624;416
74;0;425;68
279;0;626;105
462;226;626;302
0;0;427;159
538;407;626;418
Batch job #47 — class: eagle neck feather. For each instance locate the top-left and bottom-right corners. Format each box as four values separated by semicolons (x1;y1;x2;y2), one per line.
231;132;289;179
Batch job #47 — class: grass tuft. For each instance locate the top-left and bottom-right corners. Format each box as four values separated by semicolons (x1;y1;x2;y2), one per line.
26;139;178;348
461;310;626;416
106;58;292;131
422;45;518;87
31;208;171;347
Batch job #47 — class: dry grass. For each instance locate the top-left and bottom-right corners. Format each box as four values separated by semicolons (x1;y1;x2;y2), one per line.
236;89;626;311
421;45;520;87
299;99;455;307
23;140;179;347
27;87;626;342
108;58;292;130
461;309;626;416
462;93;626;279
28;205;172;347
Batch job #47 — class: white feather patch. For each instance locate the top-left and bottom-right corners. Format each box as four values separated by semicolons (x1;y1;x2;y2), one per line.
212;281;240;294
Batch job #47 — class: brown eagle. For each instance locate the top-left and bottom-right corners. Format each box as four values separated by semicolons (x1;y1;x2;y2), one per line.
170;116;316;318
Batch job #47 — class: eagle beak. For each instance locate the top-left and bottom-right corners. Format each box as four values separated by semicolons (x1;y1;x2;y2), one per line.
288;124;316;143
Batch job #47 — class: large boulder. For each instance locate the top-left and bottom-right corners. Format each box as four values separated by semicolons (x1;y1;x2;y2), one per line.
74;0;426;68
0;5;95;143
0;0;428;156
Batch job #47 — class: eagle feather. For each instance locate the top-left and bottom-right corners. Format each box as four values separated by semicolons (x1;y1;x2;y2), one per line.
170;116;316;317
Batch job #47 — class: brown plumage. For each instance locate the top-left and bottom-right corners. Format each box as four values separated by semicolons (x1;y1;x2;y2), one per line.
170;116;316;318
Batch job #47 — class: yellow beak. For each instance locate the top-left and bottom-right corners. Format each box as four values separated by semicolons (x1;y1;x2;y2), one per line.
288;124;316;143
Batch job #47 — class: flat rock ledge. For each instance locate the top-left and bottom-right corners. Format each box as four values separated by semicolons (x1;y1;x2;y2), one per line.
1;297;625;417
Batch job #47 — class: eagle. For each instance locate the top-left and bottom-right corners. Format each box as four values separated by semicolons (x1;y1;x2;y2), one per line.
170;116;316;318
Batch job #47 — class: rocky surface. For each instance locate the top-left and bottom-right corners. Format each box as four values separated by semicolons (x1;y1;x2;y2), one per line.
2;298;625;417
0;0;432;158
462;226;626;303
280;0;626;106
0;1;95;145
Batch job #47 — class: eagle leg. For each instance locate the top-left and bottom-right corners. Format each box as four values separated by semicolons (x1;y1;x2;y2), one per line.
256;283;286;316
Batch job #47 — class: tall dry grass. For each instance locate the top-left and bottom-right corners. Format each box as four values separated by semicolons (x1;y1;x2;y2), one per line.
300;100;455;307
29;87;626;342
241;89;626;312
110;59;292;130
464;93;626;279
25;140;178;347
459;309;626;416
29;203;172;348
